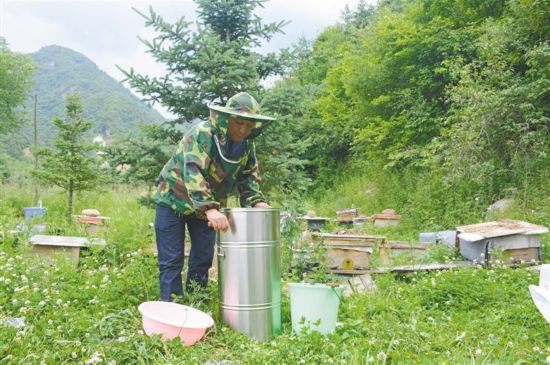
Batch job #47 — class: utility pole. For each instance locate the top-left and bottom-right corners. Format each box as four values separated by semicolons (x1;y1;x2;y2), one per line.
33;95;40;206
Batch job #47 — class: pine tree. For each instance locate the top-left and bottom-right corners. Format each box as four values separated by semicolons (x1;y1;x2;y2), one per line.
119;0;290;125
34;94;101;223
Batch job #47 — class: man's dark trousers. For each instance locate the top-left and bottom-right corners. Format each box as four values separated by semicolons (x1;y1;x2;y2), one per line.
155;204;216;301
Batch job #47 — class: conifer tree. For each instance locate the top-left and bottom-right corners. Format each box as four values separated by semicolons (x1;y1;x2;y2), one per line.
119;0;290;125
34;94;100;223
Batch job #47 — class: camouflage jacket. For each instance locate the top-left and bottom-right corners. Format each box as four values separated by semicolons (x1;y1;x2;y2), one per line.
154;110;268;218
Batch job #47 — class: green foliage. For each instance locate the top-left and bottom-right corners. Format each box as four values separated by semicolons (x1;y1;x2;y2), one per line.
257;80;315;204
33;94;102;222
103;123;176;193
120;0;290;123
0;38;35;135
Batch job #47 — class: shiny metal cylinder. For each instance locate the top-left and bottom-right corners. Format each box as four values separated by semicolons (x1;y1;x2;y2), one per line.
218;208;281;341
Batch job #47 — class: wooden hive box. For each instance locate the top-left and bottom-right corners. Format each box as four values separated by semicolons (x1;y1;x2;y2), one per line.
335;208;357;223
378;242;429;265
73;215;111;235
313;232;386;274
29;235;106;268
373;209;401;227
326;246;373;273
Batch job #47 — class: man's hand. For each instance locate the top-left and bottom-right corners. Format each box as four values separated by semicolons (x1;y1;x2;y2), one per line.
205;209;229;232
254;202;271;208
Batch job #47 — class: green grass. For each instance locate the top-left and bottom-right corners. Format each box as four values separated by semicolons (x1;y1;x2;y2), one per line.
1;184;550;364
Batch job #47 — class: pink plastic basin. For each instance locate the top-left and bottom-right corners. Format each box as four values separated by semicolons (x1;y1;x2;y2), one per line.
138;301;214;346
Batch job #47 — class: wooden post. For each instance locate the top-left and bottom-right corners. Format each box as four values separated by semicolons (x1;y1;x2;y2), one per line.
33;95;40;206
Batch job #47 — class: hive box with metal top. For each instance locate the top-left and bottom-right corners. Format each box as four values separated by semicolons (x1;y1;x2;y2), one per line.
457;220;548;264
29;234;106;267
217;208;281;341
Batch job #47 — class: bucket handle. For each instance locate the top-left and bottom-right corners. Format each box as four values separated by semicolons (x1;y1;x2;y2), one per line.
217;245;225;258
176;307;189;338
326;283;344;302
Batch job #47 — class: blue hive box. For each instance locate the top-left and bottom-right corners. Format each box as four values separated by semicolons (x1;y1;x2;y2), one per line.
23;207;47;220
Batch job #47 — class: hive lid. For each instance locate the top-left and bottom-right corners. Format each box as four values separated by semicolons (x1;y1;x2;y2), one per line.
298;216;331;221
30;235;106;247
456;219;548;239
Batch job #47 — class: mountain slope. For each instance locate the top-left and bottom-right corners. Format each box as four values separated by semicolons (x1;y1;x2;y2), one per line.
19;45;166;148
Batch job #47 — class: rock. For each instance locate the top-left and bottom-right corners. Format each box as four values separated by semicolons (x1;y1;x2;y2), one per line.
487;198;514;213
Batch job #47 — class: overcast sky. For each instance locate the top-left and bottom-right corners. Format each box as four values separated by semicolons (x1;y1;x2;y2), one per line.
0;0;371;117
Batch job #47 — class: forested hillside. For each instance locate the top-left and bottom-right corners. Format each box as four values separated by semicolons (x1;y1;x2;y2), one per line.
3;45;165;155
258;0;550;229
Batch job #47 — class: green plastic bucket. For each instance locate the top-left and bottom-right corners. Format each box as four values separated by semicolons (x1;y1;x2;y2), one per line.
288;283;343;334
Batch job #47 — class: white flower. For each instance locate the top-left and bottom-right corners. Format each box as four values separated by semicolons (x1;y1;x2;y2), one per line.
12;298;17;304
431;278;436;287
39;301;46;306
71;352;77;359
117;336;126;342
48;319;53;325
456;332;466;341
56;299;63;305
533;347;541;352
545;355;550;365
377;351;387;361
475;349;482;355
85;352;102;365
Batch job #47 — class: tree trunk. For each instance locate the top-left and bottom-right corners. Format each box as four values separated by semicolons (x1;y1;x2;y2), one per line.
67;179;74;224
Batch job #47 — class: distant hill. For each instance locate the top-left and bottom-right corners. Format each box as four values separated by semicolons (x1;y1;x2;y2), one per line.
7;45;166;152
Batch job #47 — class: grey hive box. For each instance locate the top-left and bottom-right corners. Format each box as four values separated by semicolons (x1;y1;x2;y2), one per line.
456;220;548;264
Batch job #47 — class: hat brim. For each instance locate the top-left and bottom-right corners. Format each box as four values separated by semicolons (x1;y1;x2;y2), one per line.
208;104;276;121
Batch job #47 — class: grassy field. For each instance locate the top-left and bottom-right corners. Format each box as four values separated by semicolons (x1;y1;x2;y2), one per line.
1;185;550;364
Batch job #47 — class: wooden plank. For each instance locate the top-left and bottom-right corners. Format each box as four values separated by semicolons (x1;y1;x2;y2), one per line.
322;239;381;247
329;268;370;275
313;233;385;240
382;242;428;250
370;262;474;274
343;273;377;297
